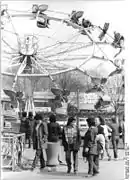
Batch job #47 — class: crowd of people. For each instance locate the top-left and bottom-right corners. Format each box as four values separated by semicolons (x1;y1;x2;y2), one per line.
19;112;124;177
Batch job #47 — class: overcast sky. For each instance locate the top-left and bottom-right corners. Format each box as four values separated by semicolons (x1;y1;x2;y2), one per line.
1;0;127;76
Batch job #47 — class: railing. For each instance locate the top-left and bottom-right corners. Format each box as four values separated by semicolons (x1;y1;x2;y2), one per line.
1;132;25;171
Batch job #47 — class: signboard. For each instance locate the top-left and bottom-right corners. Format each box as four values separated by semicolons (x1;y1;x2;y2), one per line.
35;107;51;112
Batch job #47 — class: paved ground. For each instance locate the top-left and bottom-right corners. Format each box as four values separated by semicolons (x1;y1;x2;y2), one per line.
2;146;125;180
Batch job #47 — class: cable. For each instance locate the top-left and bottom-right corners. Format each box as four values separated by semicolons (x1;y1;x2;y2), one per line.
53;32;81;66
2;38;17;51
6;11;21;46
47;9;69;16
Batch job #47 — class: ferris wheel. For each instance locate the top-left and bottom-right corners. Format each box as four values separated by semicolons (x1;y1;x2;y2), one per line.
1;3;125;114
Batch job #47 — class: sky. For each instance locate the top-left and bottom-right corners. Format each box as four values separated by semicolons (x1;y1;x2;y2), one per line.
1;0;127;77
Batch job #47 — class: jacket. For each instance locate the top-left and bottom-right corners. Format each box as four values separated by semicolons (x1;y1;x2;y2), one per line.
47;122;62;142
83;126;98;155
32;122;48;150
19;117;30;138
62;125;81;152
109;123;120;139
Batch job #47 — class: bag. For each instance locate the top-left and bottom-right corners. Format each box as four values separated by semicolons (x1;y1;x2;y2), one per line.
97;140;103;153
82;150;88;157
41;138;47;149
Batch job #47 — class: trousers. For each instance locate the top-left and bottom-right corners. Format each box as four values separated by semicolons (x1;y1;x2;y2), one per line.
112;137;119;158
87;154;99;175
65;150;78;172
32;149;45;168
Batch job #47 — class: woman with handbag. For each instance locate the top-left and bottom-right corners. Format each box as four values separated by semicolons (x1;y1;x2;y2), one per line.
31;113;48;170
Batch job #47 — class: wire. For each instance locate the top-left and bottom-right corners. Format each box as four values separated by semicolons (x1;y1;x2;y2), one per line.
53;32;81;65
78;55;93;68
6;11;21;46
2;38;17;51
47;9;69;16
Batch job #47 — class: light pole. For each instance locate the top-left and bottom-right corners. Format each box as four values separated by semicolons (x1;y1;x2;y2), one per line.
76;87;80;128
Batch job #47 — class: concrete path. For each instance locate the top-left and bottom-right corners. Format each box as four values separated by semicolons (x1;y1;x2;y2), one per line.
2;147;124;180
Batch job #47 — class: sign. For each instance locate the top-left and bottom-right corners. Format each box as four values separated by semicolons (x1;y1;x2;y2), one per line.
35;107;51;112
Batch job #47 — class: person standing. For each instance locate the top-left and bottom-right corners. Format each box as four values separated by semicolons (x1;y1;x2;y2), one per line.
19;112;31;148
27;112;35;139
108;116;120;160
47;114;63;164
96;125;105;160
83;117;99;177
62;117;81;174
119;117;125;148
98;116;112;161
31;113;48;170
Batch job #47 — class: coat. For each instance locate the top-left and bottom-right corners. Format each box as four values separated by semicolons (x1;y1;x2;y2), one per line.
19;117;31;138
108;123;120;140
62;125;81;152
83;126;98;155
32;122;48;150
47;122;62;142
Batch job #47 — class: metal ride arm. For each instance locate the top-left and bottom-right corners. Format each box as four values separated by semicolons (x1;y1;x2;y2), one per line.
12;56;27;90
10;12;93;41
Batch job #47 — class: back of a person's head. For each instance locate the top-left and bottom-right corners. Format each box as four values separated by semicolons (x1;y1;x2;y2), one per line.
87;116;96;127
98;126;104;135
98;116;105;125
111;116;116;123
22;111;27;118
49;114;56;123
34;113;43;121
67;116;76;126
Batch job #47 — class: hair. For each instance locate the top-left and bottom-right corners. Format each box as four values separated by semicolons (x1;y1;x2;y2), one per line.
22;111;27;118
49;114;56;123
98;116;105;125
111;116;116;123
67;117;76;126
28;112;33;118
34;113;43;121
87;116;96;127
98;126;104;135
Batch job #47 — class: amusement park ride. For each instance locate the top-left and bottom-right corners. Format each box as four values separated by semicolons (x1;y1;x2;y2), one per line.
1;4;125;116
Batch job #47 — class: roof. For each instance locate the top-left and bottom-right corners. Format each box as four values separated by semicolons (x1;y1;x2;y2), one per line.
23;91;55;100
79;103;95;110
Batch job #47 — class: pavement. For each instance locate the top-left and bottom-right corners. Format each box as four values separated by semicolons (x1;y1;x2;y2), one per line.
1;146;125;180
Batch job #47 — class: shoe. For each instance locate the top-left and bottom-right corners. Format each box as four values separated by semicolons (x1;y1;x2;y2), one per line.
93;171;100;176
30;167;34;171
85;174;93;177
40;166;45;169
114;158;118;161
59;160;63;164
108;156;111;161
74;170;78;175
67;168;71;173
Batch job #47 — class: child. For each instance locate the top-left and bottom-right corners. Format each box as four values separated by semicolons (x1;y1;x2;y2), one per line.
96;127;105;159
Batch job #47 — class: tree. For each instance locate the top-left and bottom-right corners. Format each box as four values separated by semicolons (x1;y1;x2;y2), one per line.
53;70;91;92
52;70;91;113
103;73;124;121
